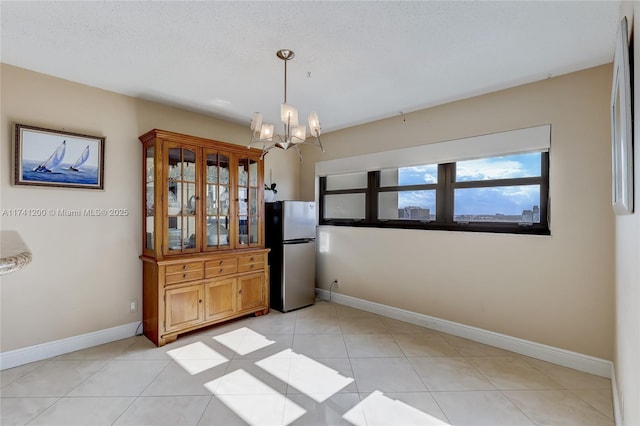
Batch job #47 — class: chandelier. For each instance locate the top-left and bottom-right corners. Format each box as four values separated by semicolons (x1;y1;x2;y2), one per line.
248;49;324;160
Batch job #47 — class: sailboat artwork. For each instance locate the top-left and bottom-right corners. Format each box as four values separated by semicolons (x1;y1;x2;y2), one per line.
33;140;66;173
68;145;90;172
15;124;105;189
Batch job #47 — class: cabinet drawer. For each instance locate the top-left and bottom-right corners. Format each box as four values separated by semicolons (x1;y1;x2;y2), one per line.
205;258;238;278
165;261;204;285
237;253;265;273
165;270;204;285
166;262;204;274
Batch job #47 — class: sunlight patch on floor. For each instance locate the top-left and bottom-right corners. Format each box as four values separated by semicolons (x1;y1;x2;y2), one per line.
204;368;306;425
257;349;354;402
343;390;451;426
166;341;228;375
172;324;449;424
213;327;275;355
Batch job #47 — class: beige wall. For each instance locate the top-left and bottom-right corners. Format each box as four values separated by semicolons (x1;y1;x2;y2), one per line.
0;64;300;352
301;65;615;360
615;3;640;425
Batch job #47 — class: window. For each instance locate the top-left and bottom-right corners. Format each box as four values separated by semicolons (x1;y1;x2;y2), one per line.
317;125;551;235
322;172;367;220
319;151;549;235
452;152;546;225
378;165;438;221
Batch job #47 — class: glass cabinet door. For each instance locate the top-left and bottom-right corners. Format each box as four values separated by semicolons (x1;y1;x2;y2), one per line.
204;150;231;250
145;145;155;251
167;145;198;253
237;157;261;247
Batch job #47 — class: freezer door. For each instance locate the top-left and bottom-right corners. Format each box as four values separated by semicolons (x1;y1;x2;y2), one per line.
283;201;316;241
282;240;316;311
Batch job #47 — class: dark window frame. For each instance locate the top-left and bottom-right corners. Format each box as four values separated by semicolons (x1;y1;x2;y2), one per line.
319;152;550;235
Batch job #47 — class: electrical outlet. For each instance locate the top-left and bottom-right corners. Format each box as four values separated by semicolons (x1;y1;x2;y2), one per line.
129;299;138;313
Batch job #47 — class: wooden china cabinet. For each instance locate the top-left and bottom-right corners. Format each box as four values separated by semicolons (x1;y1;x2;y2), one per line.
139;129;269;346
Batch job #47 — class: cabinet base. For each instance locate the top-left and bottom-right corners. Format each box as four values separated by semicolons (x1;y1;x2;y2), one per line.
152;307;270;347
159;335;178;346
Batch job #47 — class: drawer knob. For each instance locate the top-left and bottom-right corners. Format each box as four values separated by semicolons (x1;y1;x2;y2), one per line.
183;273;187;278
250;264;254;269
250;257;254;261
183;265;188;270
219;260;224;265
220;269;224;273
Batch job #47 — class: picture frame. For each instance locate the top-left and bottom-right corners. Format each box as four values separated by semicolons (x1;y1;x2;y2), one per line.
611;17;634;215
14;124;105;190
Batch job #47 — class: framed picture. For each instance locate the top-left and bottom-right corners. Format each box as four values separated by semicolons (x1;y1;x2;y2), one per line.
14;124;105;190
611;17;634;215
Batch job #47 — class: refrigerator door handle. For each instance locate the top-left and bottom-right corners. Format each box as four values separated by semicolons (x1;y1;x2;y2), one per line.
283;238;314;244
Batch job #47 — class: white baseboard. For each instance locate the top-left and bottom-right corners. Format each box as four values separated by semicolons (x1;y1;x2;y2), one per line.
0;321;140;370
317;289;613;378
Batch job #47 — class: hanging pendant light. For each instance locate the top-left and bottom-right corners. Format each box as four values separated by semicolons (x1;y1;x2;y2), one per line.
248;49;324;160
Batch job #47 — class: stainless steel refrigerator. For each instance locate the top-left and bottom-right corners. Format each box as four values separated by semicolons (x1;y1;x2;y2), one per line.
265;201;316;312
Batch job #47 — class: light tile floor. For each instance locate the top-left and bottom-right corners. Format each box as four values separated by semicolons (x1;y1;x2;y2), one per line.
1;301;614;426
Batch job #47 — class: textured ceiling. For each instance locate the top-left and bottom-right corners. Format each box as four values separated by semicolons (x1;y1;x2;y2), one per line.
0;1;623;133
